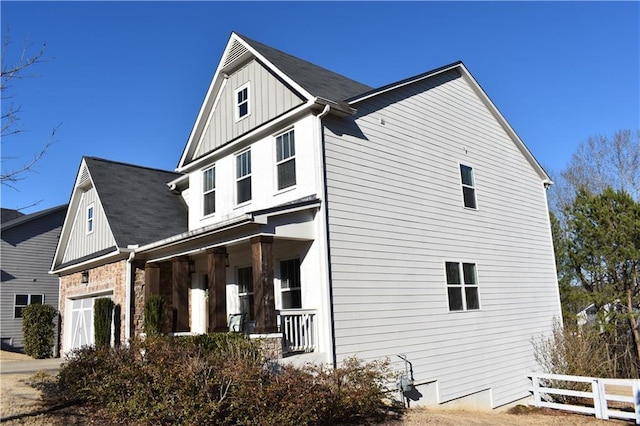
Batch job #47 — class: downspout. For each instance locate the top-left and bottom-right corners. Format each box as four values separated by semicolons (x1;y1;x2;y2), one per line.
315;104;338;367
125;248;137;344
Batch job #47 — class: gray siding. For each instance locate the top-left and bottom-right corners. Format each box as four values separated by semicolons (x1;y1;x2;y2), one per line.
194;59;305;158
1;208;66;351
62;188;116;264
324;70;561;407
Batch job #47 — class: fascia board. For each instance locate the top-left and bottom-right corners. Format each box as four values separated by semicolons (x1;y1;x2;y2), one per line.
51;158;88;271
457;64;552;185
176;99;315;174
178;33;316;171
51;159;120;271
349;62;551;185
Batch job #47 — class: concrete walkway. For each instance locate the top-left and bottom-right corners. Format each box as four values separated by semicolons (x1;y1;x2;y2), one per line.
0;357;63;374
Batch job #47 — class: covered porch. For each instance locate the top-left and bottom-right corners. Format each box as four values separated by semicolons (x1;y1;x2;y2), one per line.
139;228;322;357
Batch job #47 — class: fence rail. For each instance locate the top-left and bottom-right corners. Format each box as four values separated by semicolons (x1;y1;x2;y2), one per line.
529;372;639;424
278;309;316;354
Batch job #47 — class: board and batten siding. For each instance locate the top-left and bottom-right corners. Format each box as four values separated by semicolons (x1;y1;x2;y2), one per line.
62;188;116;264
0;207;66;350
194;59;305;159
323;69;561;408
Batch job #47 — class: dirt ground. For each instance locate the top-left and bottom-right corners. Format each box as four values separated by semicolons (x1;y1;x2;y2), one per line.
0;350;629;425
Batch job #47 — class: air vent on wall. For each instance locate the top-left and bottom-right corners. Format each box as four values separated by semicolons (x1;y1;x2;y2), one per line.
223;39;248;67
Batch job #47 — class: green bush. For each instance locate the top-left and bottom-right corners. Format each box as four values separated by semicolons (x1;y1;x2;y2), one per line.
143;295;166;336
55;334;400;425
93;298;113;348
22;304;56;358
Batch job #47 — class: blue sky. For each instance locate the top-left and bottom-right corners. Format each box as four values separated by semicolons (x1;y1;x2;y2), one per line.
1;1;638;213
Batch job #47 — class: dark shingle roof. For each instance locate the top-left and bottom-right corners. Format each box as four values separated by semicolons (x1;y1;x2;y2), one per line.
1;205;66;230
237;33;372;102
85;157;188;247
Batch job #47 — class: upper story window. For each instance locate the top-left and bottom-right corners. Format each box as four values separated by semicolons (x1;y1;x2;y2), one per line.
14;294;43;318
203;166;216;216
460;164;477;209
237;266;254;320
276;129;296;190
235;83;250;121
280;258;301;309
236;149;252;204
445;262;480;311
86;204;94;234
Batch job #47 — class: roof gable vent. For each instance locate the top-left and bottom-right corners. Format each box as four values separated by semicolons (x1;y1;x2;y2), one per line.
77;164;90;187
223;39;248;67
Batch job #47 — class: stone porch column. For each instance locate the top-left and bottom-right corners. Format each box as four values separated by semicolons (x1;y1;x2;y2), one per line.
172;257;190;332
251;236;278;334
207;247;227;332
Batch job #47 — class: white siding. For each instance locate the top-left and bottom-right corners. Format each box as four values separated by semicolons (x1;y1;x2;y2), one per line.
62;187;116;263
188;114;320;231
194;59;305;159
324;70;561;408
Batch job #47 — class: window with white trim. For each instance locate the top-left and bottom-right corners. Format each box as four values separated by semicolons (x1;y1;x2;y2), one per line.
275;129;296;190
445;262;479;311
280;258;301;309
460;165;477;209
14;294;43;318
236;149;251;204
237;266;254;320
203;166;216;216
235;83;250;121
86;204;94;234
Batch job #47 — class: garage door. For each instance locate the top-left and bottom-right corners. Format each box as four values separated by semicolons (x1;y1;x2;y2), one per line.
70;298;94;349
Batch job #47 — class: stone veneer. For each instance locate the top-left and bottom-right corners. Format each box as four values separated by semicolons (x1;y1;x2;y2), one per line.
59;260;127;352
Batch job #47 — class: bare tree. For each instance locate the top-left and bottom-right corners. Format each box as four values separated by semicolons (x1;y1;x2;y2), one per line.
1;29;58;190
551;130;640;213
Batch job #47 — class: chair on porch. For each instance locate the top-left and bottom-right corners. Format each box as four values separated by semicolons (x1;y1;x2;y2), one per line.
228;313;245;333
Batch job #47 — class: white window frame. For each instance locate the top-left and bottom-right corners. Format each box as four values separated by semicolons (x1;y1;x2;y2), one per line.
234;82;250;122
237;266;254;321
275;129;296;191
235;149;252;205
202;166;216;216
459;164;477;209
445;261;480;312
86;204;95;234
280;258;302;309
14;294;44;318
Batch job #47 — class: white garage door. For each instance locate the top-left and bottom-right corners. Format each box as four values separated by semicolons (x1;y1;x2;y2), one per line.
70;298;95;350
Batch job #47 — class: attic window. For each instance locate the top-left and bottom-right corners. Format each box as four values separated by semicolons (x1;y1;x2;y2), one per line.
235;83;250;121
86;204;94;234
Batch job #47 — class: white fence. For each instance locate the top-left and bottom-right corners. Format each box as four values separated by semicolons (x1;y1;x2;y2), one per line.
278;309;316;354
529;372;640;424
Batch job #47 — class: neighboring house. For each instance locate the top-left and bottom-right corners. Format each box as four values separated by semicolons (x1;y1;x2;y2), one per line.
1;204;67;352
51;32;562;409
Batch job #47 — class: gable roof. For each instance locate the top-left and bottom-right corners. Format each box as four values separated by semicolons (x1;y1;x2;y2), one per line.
1;208;24;224
178;32;373;169
237;33;372;103
1;204;67;230
84;157;188;247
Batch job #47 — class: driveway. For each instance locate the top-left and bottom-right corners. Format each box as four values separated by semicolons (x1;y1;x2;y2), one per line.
0;351;63;374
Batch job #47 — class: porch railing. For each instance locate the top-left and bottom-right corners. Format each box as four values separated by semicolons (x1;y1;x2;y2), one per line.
278;309;317;354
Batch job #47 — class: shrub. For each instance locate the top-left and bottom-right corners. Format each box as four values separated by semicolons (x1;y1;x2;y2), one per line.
93;298;113;348
22;304;56;358
54;334;400;425
143;295;166;336
533;319;639;379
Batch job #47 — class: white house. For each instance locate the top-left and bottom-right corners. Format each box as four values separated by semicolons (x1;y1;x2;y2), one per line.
51;32;562;409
